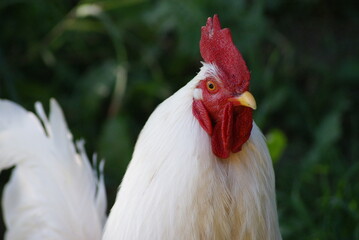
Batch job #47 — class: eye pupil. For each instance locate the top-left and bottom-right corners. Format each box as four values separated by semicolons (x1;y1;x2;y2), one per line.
206;80;217;92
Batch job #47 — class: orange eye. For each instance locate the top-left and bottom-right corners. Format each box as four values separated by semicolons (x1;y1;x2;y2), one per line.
206;80;217;92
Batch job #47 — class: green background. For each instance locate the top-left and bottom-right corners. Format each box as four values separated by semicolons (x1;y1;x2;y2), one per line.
1;0;358;239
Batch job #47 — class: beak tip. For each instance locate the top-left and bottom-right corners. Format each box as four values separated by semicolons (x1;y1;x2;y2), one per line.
229;91;257;110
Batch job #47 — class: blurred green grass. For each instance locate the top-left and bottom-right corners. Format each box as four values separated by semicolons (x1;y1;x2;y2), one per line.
1;0;359;239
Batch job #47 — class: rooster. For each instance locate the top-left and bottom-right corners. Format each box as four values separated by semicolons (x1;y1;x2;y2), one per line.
0;15;281;240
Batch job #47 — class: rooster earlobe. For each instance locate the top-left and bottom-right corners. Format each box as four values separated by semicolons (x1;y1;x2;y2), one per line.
193;100;213;135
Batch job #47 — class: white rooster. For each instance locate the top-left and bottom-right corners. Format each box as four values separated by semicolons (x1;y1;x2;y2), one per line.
0;15;281;240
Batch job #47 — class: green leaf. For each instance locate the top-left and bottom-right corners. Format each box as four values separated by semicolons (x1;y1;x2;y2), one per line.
266;128;287;163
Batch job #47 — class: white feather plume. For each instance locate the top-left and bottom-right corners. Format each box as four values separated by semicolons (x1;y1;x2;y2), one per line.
0;99;106;240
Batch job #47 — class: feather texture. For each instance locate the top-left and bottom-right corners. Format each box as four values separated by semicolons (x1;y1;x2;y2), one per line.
102;64;281;240
0;99;106;240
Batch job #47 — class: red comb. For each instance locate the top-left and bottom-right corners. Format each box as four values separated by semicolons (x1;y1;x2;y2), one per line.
200;15;250;92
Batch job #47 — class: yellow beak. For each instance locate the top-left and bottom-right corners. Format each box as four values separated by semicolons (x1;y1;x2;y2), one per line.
228;91;257;110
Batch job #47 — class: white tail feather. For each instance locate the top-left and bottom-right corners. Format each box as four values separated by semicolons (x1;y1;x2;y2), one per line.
0;99;106;240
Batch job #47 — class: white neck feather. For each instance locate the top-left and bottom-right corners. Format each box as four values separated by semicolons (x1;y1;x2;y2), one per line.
103;68;281;240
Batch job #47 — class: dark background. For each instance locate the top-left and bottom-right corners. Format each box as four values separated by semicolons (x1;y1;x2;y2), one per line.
1;0;359;239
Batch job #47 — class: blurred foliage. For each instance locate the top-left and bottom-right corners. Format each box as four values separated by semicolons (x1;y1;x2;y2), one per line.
267;128;287;163
0;0;359;239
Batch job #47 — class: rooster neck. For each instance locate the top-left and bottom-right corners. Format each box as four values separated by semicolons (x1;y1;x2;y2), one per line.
103;79;281;240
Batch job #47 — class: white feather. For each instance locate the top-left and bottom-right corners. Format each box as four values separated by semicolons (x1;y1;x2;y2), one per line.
103;64;281;239
0;99;106;240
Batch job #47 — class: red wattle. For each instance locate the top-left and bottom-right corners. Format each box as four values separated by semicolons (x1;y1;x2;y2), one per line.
232;107;253;152
211;103;233;159
193;100;253;159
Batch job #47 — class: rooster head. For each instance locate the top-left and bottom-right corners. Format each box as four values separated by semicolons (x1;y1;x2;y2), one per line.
192;15;256;159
